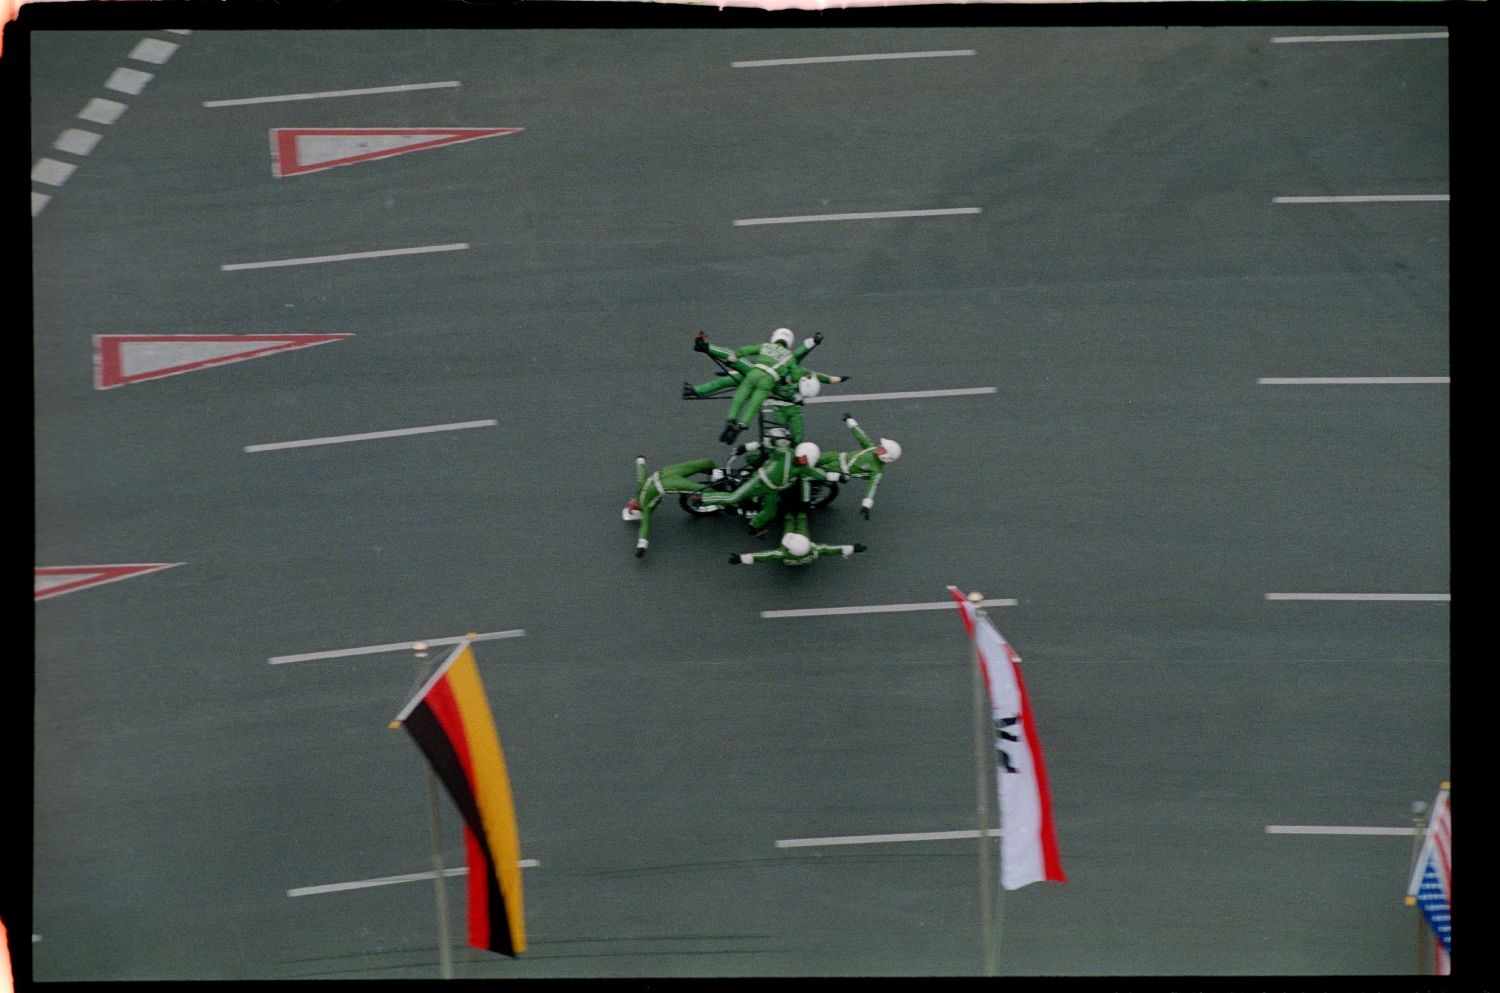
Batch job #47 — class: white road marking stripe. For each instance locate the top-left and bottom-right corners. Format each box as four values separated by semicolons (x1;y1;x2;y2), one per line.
222;243;469;271
763;598;1015;619
1265;593;1450;602
288;861;540;897
128;38;180;64
104;67;154;95
32;193;53;217
777;829;1001;848
77;97;127;125
54;129;103;156
733;50;976;68
1271;32;1448;44
268;629;525;666
244;418;497;453
1273;195;1449;204
735;207;981;226
1258;377;1450;385
1266;826;1417;836
804;386;997;404
31;159;77;187
203;80;462;108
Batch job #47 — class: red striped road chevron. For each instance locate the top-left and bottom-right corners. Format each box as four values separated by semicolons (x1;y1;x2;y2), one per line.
35;564;181;601
94;334;352;389
271;128;523;177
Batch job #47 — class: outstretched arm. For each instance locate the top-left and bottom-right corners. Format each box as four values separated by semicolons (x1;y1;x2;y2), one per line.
704;341;741;365
858;468;884;518
843;413;875;448
728;548;787;565
792;332;824;361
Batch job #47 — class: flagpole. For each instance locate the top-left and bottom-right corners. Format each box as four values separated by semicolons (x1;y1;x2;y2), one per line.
1407;797;1427;976
968;591;998;976
404;640;455;980
428;767;455;980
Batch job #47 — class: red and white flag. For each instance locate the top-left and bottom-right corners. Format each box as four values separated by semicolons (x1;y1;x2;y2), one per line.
1406;782;1450;974
949;587;1065;890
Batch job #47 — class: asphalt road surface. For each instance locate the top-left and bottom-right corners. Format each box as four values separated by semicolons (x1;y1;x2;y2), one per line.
28;5;1452;982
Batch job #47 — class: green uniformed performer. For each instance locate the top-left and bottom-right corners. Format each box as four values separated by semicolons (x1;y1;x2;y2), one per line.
684;333;848;444
726;508;866;566
819;414;903;519
690;328;833;444
689;441;844;533
622;455;721;557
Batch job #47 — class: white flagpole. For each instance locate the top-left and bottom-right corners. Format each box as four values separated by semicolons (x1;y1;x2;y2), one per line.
401;640;454;979
428;768;455;980
1407;797;1427;975
967;591;998;975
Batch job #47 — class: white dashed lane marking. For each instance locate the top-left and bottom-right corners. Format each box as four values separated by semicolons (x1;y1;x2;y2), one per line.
777;829;1001;848
734;207;982;226
267;629;525;665
1258;377;1449;385
1270;32;1448;44
803;387;997;404
221;243;470;271
1272;195;1449;204
204;80;461;108
288;862;539;898
32;31;187;216
733;50;976;68
244;419;497;453
1265;593;1450;603
762;598;1016;619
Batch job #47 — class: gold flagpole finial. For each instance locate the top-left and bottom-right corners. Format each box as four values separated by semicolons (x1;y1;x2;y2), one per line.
968;591;984;603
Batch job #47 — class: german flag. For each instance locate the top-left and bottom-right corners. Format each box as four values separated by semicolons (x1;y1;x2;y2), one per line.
392;641;525;956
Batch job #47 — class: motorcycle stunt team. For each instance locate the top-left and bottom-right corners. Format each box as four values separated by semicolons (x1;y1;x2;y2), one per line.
623;328;902;565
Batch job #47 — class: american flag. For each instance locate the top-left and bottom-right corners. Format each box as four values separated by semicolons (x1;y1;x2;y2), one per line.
1406;783;1450;973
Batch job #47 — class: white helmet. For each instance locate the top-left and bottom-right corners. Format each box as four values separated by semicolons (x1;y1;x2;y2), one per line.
877;438;902;463
797;375;821;399
781;532;813;557
794;441;821;465
771;327;794;348
764;426;792;446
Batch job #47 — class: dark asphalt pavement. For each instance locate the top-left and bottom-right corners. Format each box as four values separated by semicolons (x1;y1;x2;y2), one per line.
28;7;1452;981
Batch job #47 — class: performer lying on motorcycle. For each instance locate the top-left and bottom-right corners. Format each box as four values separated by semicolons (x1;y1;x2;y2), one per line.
685;337;847;444
688;441;843;534
819;414;903;519
622;456;723;557
727;507;866;566
686;328;843;444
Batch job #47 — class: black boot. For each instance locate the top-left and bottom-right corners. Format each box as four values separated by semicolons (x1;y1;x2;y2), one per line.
682;382;697;399
720;420;742;444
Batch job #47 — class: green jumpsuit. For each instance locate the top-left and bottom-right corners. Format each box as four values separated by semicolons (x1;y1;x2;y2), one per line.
623;456;718;556
816;416;894;518
727;509;866;566
686;337;845;443
691;334;817;443
694;445;841;531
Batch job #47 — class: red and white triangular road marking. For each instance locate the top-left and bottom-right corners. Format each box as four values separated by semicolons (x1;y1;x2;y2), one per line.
93;334;352;389
271;127;524;177
35;564;181;601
